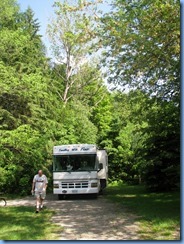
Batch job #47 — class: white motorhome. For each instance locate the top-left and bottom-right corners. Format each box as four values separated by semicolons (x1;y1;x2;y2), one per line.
53;144;108;199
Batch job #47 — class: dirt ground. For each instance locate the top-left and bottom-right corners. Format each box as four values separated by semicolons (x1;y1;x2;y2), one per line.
7;193;140;240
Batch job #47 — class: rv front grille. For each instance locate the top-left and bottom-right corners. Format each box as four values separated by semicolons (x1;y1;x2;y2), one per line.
61;181;89;189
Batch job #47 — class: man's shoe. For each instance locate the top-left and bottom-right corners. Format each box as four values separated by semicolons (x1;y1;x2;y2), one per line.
35;208;39;213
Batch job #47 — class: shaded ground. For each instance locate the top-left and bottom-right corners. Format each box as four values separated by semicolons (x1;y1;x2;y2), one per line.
7;194;140;240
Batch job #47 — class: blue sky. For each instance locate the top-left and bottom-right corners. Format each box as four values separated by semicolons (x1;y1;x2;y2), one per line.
17;0;112;57
17;0;55;56
17;0;55;37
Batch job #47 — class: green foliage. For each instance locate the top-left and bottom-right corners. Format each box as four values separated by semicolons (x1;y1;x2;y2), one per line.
91;91;113;143
99;91;149;183
0;0;180;195
141;100;180;191
59;100;98;144
101;0;180;99
0;1;53;194
0;0;101;195
98;0;180;191
0;0;20;30
0;125;49;194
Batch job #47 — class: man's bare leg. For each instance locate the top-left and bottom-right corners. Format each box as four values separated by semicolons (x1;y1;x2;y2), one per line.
40;198;44;209
36;196;40;213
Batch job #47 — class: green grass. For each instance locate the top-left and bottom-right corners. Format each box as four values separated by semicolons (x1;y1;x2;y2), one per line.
0;206;62;240
105;182;180;240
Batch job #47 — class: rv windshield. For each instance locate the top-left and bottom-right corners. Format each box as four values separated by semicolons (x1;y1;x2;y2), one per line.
53;154;97;172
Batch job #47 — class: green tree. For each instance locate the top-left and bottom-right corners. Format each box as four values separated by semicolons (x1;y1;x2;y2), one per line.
95;90;149;183
99;0;180;191
0;0;19;30
0;1;54;194
141;99;180;191
0;125;51;194
101;0;180;100
91;90;113;146
17;6;48;74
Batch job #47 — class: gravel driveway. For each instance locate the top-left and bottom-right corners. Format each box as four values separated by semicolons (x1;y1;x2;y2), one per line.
7;194;140;240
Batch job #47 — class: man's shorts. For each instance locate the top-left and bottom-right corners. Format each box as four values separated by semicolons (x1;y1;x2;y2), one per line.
34;191;46;199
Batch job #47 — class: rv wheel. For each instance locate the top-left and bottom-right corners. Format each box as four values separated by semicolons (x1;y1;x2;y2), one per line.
58;194;65;200
92;193;98;199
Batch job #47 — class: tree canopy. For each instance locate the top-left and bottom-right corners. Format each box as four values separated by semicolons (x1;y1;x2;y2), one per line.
100;0;180;100
0;0;180;194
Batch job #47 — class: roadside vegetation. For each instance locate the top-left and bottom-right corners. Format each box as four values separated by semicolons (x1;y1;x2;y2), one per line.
105;182;180;240
0;206;60;240
0;0;180;240
0;0;179;196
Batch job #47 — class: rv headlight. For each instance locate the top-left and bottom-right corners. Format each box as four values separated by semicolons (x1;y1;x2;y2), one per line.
91;182;98;188
54;183;59;188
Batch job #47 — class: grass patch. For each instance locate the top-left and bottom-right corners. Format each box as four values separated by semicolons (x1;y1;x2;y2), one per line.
105;182;180;240
0;206;62;240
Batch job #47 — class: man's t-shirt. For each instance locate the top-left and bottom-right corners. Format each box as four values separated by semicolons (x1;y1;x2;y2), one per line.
33;174;48;193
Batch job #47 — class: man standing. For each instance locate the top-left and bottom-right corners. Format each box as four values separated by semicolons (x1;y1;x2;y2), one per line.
31;170;48;213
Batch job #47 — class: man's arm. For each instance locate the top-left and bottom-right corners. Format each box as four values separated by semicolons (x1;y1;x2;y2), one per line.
31;181;35;193
44;176;48;191
31;176;36;193
45;183;48;190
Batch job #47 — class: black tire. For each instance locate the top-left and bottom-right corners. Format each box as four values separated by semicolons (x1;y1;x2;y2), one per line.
99;189;103;195
0;198;6;206
92;193;98;199
100;179;107;190
58;194;65;200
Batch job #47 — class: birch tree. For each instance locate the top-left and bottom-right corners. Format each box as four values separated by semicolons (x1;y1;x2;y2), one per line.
47;0;103;104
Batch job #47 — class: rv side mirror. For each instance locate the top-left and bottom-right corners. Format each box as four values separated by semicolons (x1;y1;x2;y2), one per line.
98;163;103;171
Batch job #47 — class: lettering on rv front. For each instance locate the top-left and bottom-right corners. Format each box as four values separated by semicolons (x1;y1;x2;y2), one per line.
58;146;91;152
81;147;89;151
59;148;69;152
